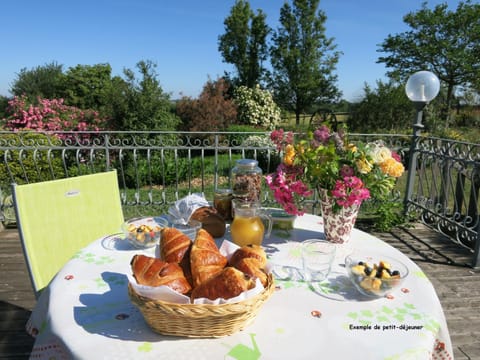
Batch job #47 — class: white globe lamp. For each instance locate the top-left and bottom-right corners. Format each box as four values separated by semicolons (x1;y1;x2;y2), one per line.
405;70;440;105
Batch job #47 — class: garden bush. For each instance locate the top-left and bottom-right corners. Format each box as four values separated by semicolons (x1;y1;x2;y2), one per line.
233;85;281;130
0;132;66;188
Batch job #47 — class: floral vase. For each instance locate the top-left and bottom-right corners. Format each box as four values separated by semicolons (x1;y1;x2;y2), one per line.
318;188;360;244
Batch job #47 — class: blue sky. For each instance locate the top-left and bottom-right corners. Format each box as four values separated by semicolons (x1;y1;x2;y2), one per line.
0;0;462;102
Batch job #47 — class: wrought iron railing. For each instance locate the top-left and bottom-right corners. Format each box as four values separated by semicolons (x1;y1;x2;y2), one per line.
0;130;478;267
404;136;480;267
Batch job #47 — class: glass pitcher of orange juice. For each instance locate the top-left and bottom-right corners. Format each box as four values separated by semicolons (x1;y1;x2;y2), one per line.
230;199;272;246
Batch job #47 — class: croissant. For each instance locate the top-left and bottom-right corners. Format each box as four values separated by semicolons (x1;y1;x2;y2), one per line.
191;266;257;301
160;227;192;263
130;254;192;294
232;257;268;287
190;206;226;238
229;245;267;268
190;228;228;287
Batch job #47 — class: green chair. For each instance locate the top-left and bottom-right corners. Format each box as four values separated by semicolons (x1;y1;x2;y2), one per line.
12;170;125;299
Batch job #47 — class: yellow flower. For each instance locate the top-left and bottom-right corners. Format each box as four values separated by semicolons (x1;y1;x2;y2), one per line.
347;144;357;152
380;158;405;177
284;154;294;165
283;144;296;165
356;158;373;174
285;144;295;155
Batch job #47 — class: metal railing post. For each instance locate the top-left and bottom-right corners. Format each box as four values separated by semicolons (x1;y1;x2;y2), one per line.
105;133;110;170
404;104;425;214
474;221;480;268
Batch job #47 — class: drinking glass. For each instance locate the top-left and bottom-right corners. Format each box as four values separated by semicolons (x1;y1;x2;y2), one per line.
301;239;336;282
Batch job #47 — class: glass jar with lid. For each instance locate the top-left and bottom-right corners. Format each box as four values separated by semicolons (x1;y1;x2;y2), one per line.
231;159;262;202
213;188;233;220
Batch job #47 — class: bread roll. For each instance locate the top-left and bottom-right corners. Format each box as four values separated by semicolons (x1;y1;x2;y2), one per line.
190;206;226;238
229;244;267;268
229;245;268;286
233;257;268;287
130;254;192;294
191;267;256;301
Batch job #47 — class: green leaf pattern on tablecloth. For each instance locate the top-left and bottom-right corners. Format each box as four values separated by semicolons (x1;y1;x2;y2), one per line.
223;333;261;360
412;270;428;279
138;342;153;353
73;250;115;265
345;303;440;334
94;274;127;289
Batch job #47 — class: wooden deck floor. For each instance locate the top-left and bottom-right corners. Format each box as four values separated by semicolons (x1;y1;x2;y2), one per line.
1;223;479;359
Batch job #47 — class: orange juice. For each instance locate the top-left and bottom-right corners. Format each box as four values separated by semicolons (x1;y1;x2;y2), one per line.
230;216;265;246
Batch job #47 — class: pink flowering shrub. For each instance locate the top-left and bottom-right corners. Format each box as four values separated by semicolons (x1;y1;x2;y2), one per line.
3;95;107;137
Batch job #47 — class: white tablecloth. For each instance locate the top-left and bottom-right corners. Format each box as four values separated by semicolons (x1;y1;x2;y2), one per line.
26;214;453;359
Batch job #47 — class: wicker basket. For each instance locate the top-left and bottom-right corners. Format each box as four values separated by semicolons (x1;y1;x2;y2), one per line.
128;274;275;337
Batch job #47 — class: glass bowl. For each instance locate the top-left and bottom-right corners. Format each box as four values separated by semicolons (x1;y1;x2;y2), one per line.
269;209;297;231
122;217;168;249
345;251;409;298
170;219;202;240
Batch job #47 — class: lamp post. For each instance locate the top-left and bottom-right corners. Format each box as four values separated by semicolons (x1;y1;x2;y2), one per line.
404;70;440;213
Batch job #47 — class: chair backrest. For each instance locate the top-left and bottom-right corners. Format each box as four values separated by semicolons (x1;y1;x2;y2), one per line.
12;170;125;298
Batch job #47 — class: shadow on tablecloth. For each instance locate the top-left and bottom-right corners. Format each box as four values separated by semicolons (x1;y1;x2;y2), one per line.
73;271;173;342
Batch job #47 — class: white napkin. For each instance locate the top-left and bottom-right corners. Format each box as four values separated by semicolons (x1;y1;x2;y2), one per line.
168;193;209;225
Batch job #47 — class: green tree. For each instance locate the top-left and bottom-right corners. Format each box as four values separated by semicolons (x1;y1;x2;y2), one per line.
120;60;179;131
62;63;115;111
218;0;270;88
377;0;480;127
0;96;8;123
10;61;65;102
102;75;131;130
270;0;341;125
349;80;414;132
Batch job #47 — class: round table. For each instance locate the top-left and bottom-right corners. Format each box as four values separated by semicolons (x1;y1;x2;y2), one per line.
27;213;453;359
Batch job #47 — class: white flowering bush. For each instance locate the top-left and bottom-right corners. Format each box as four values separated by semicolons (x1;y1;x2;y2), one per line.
242;134;281;172
234;85;281;130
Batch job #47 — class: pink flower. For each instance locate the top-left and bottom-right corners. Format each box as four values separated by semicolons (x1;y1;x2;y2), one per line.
313;125;330;144
391;151;402;162
331;177;370;208
266;163;313;216
340;165;354;177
